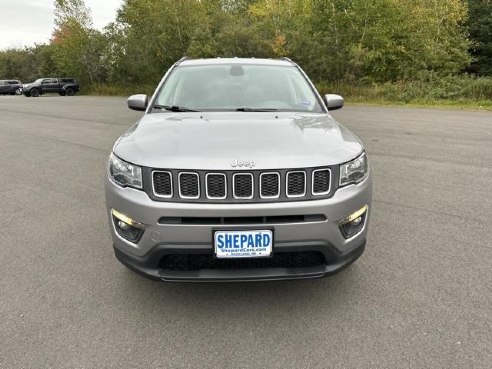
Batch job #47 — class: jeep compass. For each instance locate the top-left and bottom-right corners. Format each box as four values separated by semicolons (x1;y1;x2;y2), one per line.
105;57;372;282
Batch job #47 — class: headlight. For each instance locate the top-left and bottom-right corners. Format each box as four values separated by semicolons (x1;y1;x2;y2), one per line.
339;153;368;186
109;153;143;189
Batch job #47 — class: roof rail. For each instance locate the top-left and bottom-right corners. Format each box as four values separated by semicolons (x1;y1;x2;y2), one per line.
176;56;190;65
280;57;295;65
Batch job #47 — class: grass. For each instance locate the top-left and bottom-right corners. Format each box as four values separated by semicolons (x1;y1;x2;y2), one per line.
346;98;492;111
318;75;492;111
83;83;155;97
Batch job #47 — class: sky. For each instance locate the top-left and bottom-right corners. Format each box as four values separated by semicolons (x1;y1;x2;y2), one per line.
0;0;123;50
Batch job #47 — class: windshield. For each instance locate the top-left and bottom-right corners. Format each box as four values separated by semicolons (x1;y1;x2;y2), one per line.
154;64;324;113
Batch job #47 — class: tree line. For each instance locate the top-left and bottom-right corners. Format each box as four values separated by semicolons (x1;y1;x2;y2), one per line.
0;0;490;91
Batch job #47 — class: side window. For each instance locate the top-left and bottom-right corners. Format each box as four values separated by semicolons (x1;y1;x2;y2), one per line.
0;81;5;85
42;79;50;84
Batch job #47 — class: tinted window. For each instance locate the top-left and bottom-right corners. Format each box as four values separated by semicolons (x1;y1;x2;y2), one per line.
155;64;323;112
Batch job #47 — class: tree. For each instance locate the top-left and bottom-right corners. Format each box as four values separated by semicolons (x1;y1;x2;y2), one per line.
51;0;107;85
111;0;206;85
466;0;492;75
0;45;60;82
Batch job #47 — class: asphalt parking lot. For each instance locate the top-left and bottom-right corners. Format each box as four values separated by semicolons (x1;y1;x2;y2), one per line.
0;95;490;368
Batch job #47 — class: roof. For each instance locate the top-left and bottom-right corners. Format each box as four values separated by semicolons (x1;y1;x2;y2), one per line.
178;57;294;67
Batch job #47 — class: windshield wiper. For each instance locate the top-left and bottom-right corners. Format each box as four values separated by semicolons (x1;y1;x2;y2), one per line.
235;107;278;112
153;105;200;112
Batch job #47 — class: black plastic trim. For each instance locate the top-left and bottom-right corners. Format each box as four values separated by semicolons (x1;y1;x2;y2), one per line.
113;239;366;282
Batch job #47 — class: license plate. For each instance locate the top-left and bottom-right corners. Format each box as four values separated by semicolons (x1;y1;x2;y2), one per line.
214;230;273;258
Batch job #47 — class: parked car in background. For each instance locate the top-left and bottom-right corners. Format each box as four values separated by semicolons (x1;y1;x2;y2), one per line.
0;80;23;95
23;78;79;97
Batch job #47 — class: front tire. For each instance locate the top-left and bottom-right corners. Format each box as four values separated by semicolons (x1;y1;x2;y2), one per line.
15;88;22;95
30;89;40;97
65;87;75;96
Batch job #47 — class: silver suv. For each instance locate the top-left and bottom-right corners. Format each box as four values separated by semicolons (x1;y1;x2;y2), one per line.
105;58;372;281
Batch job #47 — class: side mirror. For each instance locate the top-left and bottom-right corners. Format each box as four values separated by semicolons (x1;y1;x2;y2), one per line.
324;94;344;111
127;94;148;111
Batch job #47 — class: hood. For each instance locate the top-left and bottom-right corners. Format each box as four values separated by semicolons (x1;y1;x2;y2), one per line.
114;112;363;170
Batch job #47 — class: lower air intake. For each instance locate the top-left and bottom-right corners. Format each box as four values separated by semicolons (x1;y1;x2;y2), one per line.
160;252;326;271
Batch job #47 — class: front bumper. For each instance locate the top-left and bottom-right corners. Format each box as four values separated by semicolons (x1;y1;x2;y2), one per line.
114;238;366;282
105;174;372;282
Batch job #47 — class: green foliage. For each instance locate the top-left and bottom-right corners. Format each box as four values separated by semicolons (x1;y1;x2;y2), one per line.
110;0;207;85
51;0;107;85
0;45;60;81
322;74;492;104
0;0;479;96
84;83;155;96
467;0;492;75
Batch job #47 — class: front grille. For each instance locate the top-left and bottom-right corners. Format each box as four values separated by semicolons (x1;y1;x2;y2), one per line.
233;173;253;199
160;252;326;271
150;167;334;203
260;172;280;198
179;172;199;198
206;173;226;199
153;171;172;197
286;171;306;197
312;169;331;195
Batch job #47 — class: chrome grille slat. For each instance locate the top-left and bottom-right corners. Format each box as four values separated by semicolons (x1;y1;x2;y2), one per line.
260;172;280;198
152;171;173;198
312;169;331;195
179;172;200;199
206;173;227;199
233;173;254;199
286;171;306;197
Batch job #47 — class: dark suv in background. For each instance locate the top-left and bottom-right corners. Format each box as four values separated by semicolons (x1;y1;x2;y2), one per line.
0;80;23;95
23;78;79;97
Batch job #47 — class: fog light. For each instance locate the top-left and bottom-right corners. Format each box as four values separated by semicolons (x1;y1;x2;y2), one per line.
339;205;368;239
111;209;145;243
351;216;362;226
118;220;130;231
